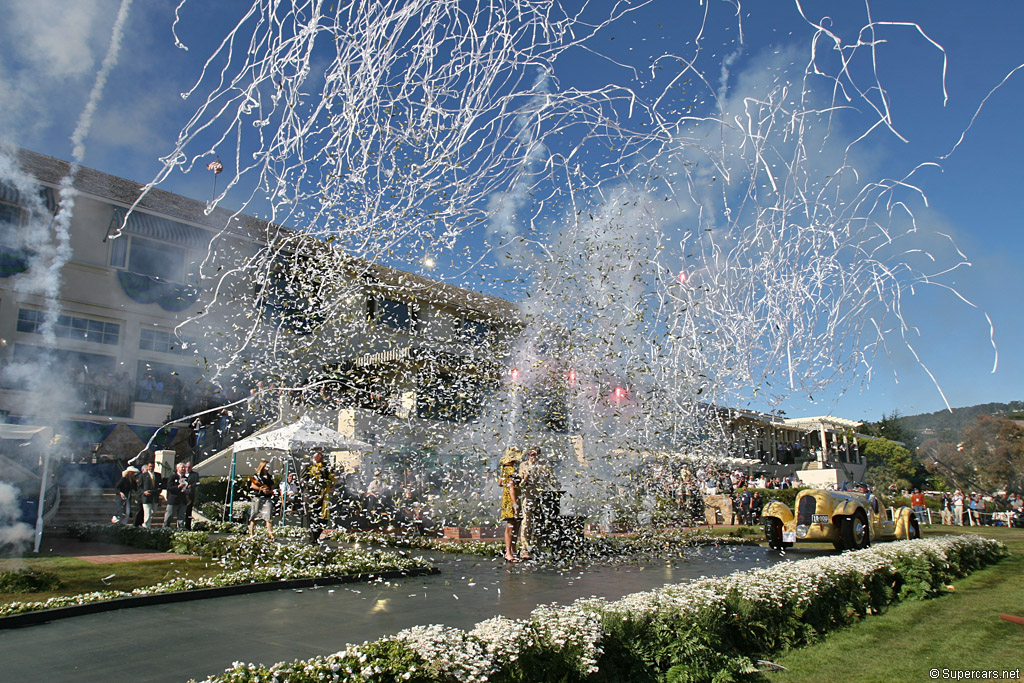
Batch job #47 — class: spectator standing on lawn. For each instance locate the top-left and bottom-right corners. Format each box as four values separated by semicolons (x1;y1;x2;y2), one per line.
184;461;199;529
952;489;965;526
248;460;276;539
112;467;138;524
279;471;301;513
138;462;161;529
911;489;927;524
163;462;189;528
749;491;764;525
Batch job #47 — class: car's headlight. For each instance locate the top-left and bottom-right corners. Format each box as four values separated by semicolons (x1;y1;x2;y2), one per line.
796;524;809;539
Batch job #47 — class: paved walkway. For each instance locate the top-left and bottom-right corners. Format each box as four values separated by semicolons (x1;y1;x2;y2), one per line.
0;542;826;683
35;537;196;563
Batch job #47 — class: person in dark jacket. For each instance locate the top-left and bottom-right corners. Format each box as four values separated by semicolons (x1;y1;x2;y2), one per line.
163;462;189;528
749;491;764;524
137;462;162;528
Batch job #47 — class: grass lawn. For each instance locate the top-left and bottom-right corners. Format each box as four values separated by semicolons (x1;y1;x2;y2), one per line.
0;555;220;606
770;525;1024;682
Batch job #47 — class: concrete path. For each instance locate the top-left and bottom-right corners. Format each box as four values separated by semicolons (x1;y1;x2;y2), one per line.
0;544;822;682
32;537;196;563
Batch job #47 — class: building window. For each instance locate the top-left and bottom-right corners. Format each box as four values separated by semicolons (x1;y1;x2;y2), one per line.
127;236;186;282
110;235;188;283
0;201;23;247
140;328;189;354
109;236;127;268
369;298;414;330
17;308;120;346
458;319;491;343
15;308;44;334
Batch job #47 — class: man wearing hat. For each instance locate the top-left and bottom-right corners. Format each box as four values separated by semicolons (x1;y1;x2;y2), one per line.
112;466;139;524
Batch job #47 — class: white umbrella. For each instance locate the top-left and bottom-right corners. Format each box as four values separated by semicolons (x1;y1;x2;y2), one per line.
233;415;371;453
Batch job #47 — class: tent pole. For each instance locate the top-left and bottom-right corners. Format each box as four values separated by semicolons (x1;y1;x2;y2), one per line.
33;447;51;553
281;450;291;517
227;448;237;522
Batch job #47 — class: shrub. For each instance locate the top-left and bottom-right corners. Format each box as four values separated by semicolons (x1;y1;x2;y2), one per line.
746;487;806;509
66;523;176;551
0;569;63;593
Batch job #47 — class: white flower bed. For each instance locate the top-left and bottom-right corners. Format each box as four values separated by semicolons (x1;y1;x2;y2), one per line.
0;547;428;618
198;534;1006;682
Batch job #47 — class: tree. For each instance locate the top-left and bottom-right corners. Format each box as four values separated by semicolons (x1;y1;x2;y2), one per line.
861;437;917;492
917;438;960;491
860;410;919;451
918;416;1024;494
957;416;1024;493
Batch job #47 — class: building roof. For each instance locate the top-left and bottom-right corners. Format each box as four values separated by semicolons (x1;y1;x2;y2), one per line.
14;148;521;322
783;416;863;430
15;148;270;241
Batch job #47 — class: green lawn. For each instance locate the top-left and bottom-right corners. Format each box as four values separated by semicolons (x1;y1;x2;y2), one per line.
770;526;1024;683
0;555;220;606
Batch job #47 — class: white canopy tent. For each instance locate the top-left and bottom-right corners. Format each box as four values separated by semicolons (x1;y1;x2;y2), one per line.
222;415;372;519
233;415;371;455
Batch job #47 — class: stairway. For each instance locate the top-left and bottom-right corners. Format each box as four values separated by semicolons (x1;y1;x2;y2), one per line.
46;487;168;530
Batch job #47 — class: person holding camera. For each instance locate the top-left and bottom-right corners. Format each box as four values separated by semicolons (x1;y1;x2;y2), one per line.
248;460;276;540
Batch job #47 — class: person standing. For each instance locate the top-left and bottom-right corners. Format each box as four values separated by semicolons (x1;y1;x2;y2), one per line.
279;471;301;514
183;461;199;529
498;447;523;563
248;460;276;539
749;490;764;524
112;467;138;524
952;489;965;526
301;450;336;544
910;489;927;524
163;462;189;529
137;462;161;529
517;446;555;559
738;488;753;525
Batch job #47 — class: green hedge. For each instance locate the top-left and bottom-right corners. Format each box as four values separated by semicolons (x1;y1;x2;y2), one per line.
744;486;806;509
67;522;176;551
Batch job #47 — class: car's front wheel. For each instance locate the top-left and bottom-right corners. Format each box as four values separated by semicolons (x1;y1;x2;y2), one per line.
841;511;870;550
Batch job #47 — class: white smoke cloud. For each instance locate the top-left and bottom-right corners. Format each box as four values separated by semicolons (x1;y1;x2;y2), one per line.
7;0;109;79
0;0;120;140
0;482;33;557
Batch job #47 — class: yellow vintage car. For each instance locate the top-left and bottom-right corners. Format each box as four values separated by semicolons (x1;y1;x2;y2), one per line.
762;485;921;551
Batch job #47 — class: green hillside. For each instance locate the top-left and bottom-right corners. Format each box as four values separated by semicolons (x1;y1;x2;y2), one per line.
900;401;1024;439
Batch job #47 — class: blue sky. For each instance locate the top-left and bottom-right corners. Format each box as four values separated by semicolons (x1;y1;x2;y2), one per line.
0;0;1021;423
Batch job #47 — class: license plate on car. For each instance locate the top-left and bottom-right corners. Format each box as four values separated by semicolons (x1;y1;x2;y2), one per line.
782;532;797;543
811;514;829;524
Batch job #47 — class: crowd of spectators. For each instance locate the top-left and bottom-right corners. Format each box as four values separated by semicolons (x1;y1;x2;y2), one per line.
938;489;1023;527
